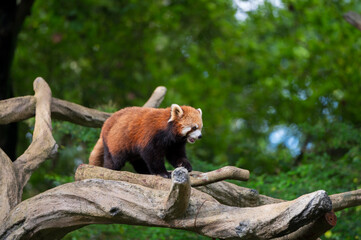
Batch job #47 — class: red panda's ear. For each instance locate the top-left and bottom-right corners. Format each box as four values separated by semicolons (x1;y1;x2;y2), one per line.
197;108;202;116
168;104;183;122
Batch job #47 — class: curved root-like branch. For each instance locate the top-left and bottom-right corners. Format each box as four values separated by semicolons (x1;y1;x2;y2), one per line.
13;78;58;193
190;166;249;186
160;167;191;220
0;178;332;240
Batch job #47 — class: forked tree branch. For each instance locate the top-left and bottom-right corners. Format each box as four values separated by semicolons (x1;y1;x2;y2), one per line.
13;78;58;193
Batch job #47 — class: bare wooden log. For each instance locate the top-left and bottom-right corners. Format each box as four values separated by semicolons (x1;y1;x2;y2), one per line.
331;189;361;212
160;167;191;220
273;211;337;240
75;164;248;188
51;97;110;127
190;166;249;186
344;11;361;32
13;77;58;194
0;178;332;240
74;164;218;203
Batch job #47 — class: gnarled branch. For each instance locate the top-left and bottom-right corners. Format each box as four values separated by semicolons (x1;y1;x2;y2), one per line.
13;77;58;192
0;177;332;240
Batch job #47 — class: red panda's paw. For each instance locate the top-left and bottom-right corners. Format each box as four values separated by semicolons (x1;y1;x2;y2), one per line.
180;161;192;173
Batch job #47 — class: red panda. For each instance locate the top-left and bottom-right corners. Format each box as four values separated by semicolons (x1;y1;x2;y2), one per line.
89;104;203;178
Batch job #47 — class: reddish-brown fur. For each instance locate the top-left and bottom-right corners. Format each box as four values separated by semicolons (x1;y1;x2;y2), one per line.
89;105;202;178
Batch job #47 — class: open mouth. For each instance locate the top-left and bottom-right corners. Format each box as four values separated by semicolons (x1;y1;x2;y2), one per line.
187;137;196;144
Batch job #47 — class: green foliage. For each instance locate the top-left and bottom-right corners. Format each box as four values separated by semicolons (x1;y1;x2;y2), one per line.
12;0;361;238
246;154;361;240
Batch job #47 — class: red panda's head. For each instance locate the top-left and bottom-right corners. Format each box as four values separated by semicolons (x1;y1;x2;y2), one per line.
168;104;203;144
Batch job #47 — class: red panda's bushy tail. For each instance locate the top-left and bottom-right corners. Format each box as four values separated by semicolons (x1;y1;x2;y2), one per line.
89;137;104;166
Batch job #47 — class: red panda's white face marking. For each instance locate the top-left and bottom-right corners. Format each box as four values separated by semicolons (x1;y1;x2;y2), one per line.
168;104;203;144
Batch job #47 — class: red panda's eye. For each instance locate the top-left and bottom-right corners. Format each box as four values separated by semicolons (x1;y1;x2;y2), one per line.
192;126;197;131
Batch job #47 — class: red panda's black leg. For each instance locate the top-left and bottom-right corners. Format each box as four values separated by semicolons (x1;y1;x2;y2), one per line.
130;158;151;174
140;153;171;178
103;140;126;170
166;143;192;172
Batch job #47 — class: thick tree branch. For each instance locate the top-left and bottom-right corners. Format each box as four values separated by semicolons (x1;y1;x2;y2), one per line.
331;189;361;212
75;164;248;187
0;177;332;240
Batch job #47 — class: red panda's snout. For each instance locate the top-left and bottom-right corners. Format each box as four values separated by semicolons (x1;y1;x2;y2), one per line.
187;128;202;144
